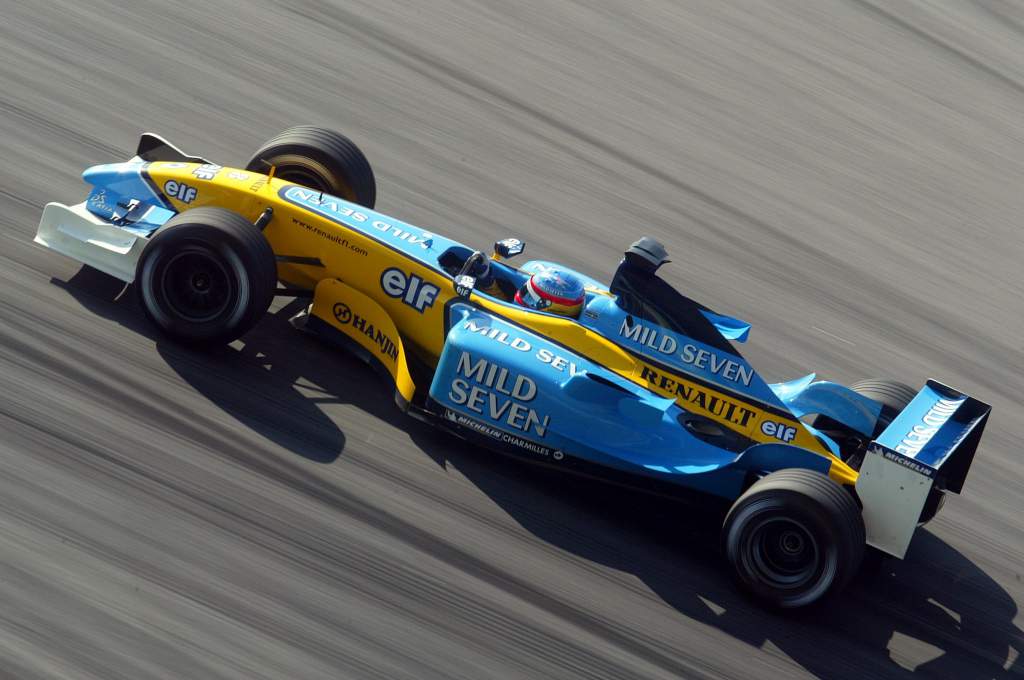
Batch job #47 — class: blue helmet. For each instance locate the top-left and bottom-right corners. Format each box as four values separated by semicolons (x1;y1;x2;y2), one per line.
515;268;585;318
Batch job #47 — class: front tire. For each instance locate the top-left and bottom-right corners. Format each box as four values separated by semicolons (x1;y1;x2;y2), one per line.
136;208;277;345
245;126;376;207
723;469;865;608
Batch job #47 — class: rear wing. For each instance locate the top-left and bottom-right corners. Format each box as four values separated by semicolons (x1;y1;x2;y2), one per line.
855;380;990;558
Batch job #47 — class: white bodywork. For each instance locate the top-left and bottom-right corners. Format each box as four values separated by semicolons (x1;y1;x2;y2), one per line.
855;444;933;558
35;201;146;282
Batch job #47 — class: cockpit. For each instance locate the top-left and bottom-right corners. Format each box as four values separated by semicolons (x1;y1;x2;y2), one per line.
438;243;525;302
437;236;749;355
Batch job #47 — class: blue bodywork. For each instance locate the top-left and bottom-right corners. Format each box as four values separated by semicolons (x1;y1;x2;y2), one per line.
82;162;176;236
425;288;986;501
429;303;838;499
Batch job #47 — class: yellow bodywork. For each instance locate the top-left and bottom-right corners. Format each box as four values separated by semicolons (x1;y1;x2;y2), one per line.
309;279;417;405
145;161;858;486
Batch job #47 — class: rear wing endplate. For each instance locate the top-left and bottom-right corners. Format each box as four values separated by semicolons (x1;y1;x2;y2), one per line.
855;380;990;558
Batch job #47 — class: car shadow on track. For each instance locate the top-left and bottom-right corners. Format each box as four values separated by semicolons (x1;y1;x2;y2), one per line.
56;265;1023;680
415;438;1024;679
53;266;358;463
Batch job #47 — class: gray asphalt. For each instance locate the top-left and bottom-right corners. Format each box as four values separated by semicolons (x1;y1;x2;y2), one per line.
1;0;1023;678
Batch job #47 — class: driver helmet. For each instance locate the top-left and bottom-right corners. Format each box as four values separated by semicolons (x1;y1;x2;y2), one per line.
514;268;585;318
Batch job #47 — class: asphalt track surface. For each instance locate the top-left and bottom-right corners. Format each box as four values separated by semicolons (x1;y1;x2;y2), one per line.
1;1;1023;678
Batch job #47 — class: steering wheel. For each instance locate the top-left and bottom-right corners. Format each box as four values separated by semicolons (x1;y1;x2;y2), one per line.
457;250;488;278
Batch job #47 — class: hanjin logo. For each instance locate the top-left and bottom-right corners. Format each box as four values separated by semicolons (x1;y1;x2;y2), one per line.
333;302;352;324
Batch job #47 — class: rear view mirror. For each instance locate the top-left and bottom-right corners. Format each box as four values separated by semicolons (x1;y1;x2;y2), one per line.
493;238;525;260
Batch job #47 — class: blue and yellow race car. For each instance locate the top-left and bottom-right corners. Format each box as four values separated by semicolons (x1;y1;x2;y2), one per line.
35;127;992;608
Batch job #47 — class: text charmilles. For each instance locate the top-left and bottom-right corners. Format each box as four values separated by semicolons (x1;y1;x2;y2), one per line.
448;352;550;437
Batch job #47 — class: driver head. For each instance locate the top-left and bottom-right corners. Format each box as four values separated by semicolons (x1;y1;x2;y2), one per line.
514;269;585;318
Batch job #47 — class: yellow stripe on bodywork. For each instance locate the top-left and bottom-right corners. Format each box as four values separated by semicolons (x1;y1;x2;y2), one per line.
147;162;262;214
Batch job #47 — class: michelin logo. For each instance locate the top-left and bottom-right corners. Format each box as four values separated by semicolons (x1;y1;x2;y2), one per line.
869;444;937;478
444;410;556;457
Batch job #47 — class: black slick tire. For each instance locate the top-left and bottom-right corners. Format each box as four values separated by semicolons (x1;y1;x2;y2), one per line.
849;379;917;436
245;126;376;208
722;468;865;609
135;207;277;345
811;378;917;451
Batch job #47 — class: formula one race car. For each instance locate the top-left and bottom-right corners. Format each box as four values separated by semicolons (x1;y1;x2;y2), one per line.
35;127;991;608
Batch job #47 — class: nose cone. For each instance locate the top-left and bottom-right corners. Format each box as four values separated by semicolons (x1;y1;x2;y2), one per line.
81;160;169;211
81;161;146;190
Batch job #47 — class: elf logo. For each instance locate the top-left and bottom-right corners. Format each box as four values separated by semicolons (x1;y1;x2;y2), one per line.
760;419;797;443
163;180;197;204
381;267;439;312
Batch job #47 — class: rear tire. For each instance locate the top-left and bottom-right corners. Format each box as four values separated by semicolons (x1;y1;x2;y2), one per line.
723;469;865;608
136;208;277;345
246;126;376;208
849;379;917;436
812;378;917;462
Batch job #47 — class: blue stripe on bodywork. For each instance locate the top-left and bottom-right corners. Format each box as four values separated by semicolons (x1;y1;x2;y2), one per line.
280;185;461;267
700;310;751;342
432;304;740;482
83;162;174;212
82;161;176;235
776;380;882;437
